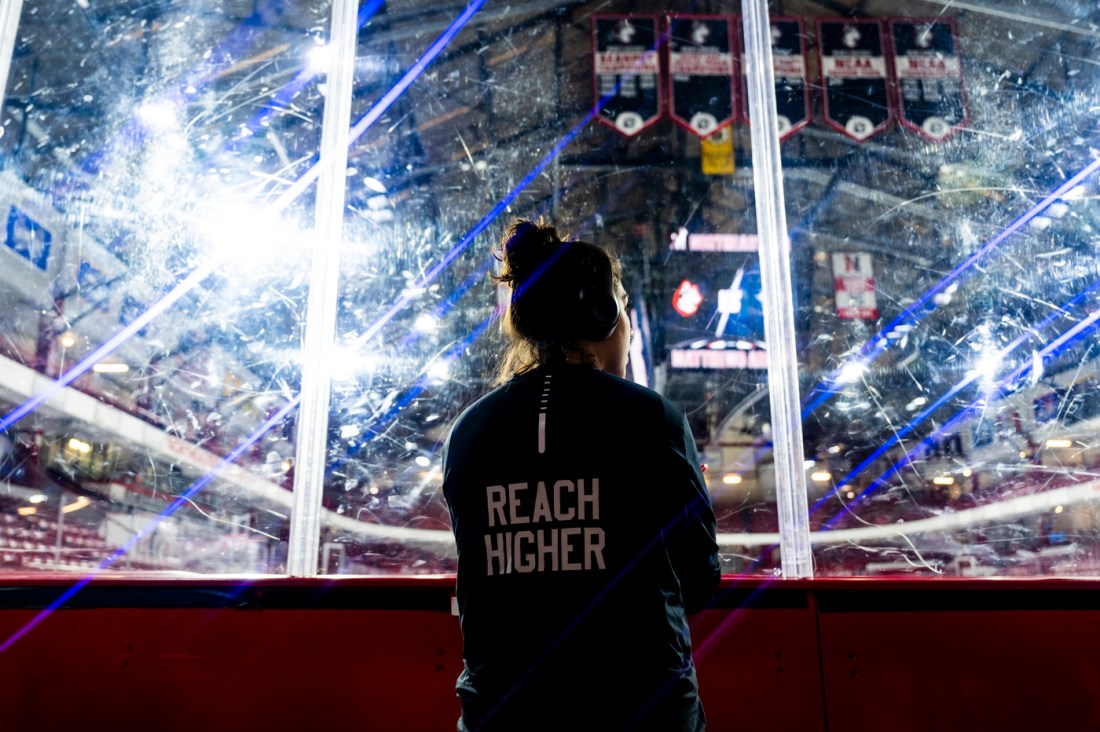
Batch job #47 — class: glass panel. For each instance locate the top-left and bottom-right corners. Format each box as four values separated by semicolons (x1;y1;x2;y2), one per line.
792;2;1100;576
321;5;780;575
0;1;330;573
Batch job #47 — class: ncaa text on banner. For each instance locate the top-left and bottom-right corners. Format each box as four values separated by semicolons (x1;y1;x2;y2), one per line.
889;18;969;141
818;18;893;142
667;14;736;138
592;15;663;137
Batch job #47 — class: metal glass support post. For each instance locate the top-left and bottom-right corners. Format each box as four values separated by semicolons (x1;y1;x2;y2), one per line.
0;0;24;113
286;0;359;577
741;0;814;578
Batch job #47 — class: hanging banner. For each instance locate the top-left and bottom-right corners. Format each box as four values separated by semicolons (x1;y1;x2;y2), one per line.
832;252;879;319
667;14;736;138
592;15;663;137
741;17;811;141
889;18;968;141
818;19;893;141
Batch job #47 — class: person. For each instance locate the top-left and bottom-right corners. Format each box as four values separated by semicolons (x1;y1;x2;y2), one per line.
442;219;721;731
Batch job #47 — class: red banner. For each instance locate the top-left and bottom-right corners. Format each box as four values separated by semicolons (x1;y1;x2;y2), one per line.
818;19;894;141
741;16;812;141
832;252;879;320
667;15;736;137
592;15;663;137
888;18;969;141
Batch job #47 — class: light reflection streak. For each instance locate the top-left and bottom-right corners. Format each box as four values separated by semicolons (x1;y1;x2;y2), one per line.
715;153;1100;564
713;278;1100;578
0;11;660;618
826;298;1100;528
266;0;489;216
0;0;487;650
810;274;1100;518
228;0;386;146
0;395;300;656
0;0;484;437
352;311;497;453
339;30;669;353
801;156;1100;419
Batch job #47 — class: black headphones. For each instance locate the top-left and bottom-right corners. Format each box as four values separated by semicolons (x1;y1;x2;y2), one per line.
573;249;621;342
512;242;622;343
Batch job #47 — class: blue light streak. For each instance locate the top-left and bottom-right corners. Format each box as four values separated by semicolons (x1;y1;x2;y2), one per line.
0;0;482;437
0;395;300;656
0;263;219;435
810;274;1100;518
352;312;497;453
345;110;600;352
801;156;1100;419
823;294;1100;529
269;0;488;214
231;0;386;145
0;2;666;654
0;0;499;653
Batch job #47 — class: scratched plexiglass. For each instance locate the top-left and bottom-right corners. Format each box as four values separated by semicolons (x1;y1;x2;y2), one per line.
2;0;1097;579
795;4;1100;577
0;1;327;573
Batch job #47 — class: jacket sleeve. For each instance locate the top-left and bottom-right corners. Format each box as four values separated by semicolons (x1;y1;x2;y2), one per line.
662;406;721;613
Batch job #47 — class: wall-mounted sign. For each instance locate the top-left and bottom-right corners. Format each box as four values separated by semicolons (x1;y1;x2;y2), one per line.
77;261;112;313
832;252;879;319
119;294;147;327
593;15;663;136
670;347;767;369
741;17;811;141
668;14;736;138
700;126;735;175
4;205;52;272
818;19;893;141
889;18;968;141
672;279;704;317
670;230;759;252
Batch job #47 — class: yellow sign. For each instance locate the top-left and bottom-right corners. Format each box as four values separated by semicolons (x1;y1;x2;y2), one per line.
701;127;734;175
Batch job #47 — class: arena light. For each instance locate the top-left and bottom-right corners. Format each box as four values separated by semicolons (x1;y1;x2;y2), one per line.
932;475;955;486
67;438;92;454
363;176;388;193
306;43;334;73
0;0;483;438
721;473;743;485
135;99;178;131
834;360;866;385
413;313;440;334
1046;438;1073;449
61;496;91;514
426;359;450;382
92;363;129;374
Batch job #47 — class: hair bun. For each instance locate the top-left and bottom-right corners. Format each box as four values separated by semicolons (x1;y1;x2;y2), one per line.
499;219;564;287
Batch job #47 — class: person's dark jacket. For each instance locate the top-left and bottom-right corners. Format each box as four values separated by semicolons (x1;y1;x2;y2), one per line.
443;364;721;732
